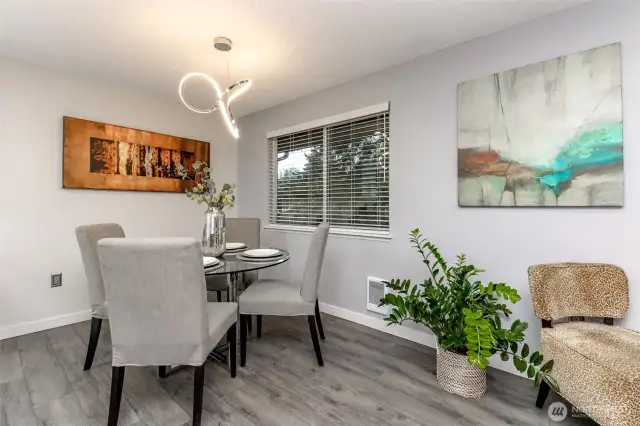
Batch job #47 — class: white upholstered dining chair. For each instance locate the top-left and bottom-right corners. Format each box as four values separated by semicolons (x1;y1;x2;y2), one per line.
238;223;329;366
98;238;237;426
206;217;261;300
206;218;261;332
75;223;125;370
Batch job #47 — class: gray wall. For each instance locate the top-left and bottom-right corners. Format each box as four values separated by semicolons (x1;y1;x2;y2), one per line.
238;0;640;359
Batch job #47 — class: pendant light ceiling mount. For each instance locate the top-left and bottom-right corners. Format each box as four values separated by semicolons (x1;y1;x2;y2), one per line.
179;36;251;139
213;36;233;52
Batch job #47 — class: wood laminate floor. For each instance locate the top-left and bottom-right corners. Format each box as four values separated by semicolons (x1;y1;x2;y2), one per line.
0;314;596;426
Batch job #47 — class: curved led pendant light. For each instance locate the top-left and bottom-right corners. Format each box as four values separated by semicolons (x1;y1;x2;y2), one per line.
179;37;251;139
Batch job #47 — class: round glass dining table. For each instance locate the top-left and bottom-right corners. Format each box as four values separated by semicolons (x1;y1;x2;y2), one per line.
204;248;291;274
203;248;290;302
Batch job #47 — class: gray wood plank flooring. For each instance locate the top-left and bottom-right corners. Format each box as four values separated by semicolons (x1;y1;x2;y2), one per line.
0;314;596;426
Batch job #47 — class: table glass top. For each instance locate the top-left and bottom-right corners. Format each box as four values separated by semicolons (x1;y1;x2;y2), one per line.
203;248;290;275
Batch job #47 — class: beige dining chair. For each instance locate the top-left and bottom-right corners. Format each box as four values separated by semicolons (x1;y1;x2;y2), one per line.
98;238;237;426
238;223;329;366
207;218;260;330
75;223;125;370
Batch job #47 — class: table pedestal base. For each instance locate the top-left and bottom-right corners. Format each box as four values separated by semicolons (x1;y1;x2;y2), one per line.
160;341;231;378
208;343;229;364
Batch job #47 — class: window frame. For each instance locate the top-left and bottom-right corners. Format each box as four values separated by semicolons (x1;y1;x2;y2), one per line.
265;102;391;240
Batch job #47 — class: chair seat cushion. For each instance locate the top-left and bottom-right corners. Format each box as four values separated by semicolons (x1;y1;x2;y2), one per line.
206;302;238;353
544;322;640;380
238;279;314;316
542;322;640;425
92;301;109;319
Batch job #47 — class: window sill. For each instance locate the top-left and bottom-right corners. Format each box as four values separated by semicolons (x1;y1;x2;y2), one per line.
264;224;392;241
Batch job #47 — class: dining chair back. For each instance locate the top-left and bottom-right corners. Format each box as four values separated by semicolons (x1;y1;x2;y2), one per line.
206;217;261;303
226;217;260;250
75;223;125;319
300;222;330;303
98;238;237;426
75;223;125;370
98;237;210;366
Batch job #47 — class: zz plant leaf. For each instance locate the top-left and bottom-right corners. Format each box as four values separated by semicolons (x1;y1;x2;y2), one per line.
378;229;559;393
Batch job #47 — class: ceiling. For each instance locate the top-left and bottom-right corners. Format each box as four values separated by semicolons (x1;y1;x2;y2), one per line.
0;0;589;118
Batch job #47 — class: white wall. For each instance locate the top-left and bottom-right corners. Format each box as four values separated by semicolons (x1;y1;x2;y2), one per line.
237;0;640;373
0;60;237;339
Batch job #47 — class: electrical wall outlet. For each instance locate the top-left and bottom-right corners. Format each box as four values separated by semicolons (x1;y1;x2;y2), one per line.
51;273;62;288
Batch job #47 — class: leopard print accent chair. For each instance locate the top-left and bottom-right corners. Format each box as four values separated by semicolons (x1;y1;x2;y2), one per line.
529;263;639;426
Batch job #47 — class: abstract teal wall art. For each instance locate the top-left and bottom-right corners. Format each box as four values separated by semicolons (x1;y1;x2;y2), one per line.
457;43;623;207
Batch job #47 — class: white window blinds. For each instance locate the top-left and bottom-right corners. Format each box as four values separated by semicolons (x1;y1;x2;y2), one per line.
268;109;389;234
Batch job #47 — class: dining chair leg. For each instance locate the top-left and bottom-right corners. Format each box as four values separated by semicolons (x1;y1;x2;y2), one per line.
247;315;252;334
107;366;125;426
84;317;102;370
307;316;324;366
256;315;262;338
216;291;222;302
240;315;247;367
193;364;205;426
158;366;168;378
229;323;237;378
315;300;325;340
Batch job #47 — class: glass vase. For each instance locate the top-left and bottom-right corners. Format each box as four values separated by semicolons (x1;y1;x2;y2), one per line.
202;207;226;257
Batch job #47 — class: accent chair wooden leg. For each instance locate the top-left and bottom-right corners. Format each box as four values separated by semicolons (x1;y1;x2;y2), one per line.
84;317;102;370
193;364;205;426
229;323;237;378
257;315;262;338
315;300;325;340
307;316;324;366
108;366;125;426
536;380;551;408
240;315;247;367
247;315;252;334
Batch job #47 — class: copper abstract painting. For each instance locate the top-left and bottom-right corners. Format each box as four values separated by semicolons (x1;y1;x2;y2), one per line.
63;117;209;192
457;43;623;207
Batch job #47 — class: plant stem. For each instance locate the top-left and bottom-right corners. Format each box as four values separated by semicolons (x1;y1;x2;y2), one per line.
413;236;438;284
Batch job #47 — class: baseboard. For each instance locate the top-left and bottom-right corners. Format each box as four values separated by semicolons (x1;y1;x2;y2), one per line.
318;302;437;348
0;309;92;340
318;301;522;377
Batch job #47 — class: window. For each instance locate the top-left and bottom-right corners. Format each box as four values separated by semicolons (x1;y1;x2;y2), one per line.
268;105;390;237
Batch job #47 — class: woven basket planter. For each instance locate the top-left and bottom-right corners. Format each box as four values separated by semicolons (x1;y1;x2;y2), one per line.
436;346;487;399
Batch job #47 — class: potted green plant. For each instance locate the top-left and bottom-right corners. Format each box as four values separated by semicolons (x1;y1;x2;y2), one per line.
379;229;558;399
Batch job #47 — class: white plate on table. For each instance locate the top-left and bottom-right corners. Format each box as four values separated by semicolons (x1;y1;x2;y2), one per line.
236;254;282;263
203;256;220;267
242;248;281;258
226;242;247;250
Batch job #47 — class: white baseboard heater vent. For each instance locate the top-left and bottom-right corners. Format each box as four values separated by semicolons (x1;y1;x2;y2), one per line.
367;276;389;316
